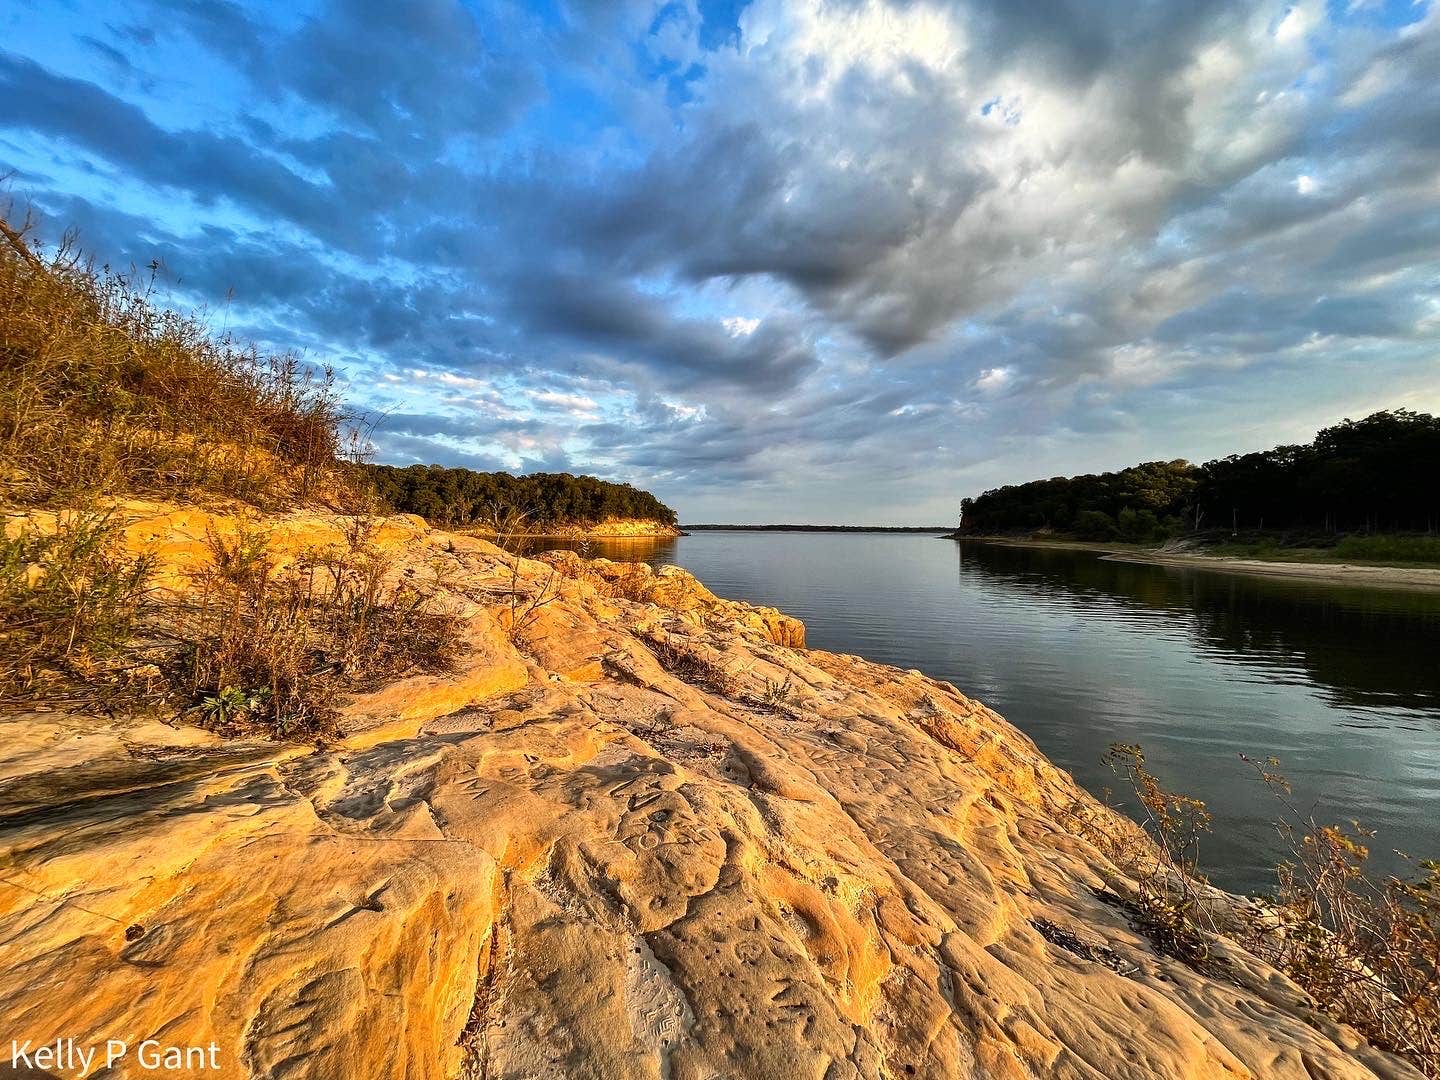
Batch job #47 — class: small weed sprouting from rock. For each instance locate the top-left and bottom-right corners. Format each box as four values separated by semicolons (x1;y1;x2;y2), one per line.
196;686;272;728
758;676;795;709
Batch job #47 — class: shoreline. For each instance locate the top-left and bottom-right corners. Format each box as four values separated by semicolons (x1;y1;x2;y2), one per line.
1106;549;1440;591
460;524;685;541
682;524;953;533
952;535;1440;591
490;532;687;540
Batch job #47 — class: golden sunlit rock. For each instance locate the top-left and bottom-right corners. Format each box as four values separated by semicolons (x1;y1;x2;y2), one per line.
0;506;1420;1079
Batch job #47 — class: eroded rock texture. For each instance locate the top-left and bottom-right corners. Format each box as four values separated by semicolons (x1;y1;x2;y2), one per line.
0;508;1421;1078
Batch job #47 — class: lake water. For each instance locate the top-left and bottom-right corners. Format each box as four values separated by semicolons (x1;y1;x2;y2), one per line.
517;531;1440;895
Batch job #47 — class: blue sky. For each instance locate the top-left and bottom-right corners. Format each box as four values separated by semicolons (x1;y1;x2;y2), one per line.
2;0;1438;523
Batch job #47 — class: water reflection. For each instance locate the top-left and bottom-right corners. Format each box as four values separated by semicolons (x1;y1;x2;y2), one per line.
955;542;1440;713
502;535;679;565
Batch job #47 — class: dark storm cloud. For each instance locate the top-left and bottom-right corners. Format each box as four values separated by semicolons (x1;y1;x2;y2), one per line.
503;270;819;393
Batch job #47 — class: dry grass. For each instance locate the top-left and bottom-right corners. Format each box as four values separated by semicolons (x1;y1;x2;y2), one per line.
0;508;156;699
598;561;654;602
1054;747;1218;968
0;508;461;740
1237;754;1439;1074
643;631;741;697
0;211;358;508
1059;745;1439;1077
170;518;460;740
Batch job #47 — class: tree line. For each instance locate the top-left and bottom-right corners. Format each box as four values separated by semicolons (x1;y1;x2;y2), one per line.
361;464;678;528
957;410;1440;541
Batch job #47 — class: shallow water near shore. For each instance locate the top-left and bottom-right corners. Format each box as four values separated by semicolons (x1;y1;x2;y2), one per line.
515;530;1440;895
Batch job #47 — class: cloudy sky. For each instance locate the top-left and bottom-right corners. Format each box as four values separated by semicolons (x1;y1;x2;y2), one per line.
3;0;1438;523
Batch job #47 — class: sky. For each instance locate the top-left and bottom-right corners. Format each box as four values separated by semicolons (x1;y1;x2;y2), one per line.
2;0;1438;525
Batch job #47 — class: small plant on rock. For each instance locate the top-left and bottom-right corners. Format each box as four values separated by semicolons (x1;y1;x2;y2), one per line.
759;676;795;708
1100;743;1216;965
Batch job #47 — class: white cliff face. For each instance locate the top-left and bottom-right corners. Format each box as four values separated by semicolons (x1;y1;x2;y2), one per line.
0;506;1421;1079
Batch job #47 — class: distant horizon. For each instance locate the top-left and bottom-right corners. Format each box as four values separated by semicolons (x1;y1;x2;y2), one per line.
679;523;955;530
6;1;1438;525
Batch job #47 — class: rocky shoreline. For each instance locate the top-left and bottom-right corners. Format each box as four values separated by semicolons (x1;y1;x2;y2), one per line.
0;506;1421;1079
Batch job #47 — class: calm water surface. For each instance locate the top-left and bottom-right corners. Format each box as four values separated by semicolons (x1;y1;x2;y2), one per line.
522;531;1440;894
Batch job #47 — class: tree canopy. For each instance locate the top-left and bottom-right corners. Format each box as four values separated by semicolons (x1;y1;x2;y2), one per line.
362;464;678;528
958;410;1440;540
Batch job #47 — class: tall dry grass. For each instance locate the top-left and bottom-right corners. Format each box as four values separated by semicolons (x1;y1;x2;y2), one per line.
0;209;460;738
0;509;156;697
1060;745;1439;1077
171;518;460;741
0;211;354;508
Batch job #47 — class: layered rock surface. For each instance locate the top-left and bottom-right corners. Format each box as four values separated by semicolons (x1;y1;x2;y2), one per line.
0;507;1421;1079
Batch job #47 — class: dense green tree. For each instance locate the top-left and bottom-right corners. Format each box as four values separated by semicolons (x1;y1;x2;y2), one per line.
361;464;678;528
957;410;1440;538
960;460;1200;535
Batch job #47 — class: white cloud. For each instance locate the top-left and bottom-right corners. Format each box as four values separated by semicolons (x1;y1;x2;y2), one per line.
974;366;1014;393
435;371;491;389
1273;4;1317;44
723;316;760;337
528;389;601;415
1295;174;1317;195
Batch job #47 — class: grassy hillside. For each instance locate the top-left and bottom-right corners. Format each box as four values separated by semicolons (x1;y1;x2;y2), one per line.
1;216;356;509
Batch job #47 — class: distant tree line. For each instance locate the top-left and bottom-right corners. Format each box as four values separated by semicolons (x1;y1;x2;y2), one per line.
362;464;678;528
958;410;1440;541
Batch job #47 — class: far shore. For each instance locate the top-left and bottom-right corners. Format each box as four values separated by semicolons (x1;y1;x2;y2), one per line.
951;534;1440;592
682;524;953;533
460;524;686;541
487;532;687;540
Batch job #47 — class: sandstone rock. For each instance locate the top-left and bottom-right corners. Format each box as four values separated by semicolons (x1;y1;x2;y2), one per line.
0;507;1421;1079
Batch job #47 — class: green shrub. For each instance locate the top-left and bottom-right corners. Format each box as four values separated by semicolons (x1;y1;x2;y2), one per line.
1333;534;1440;565
1117;507;1164;542
1073;509;1118;540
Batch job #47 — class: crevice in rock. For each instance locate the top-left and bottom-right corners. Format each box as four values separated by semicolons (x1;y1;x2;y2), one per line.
458;868;513;1080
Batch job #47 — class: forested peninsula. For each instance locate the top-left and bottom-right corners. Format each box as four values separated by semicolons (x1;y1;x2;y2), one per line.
955;410;1440;562
362;462;679;534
